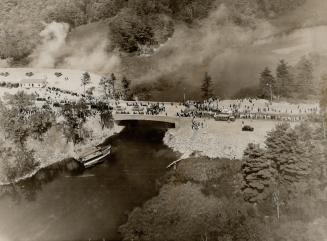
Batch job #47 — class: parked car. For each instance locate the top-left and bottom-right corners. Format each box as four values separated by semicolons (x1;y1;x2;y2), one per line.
242;125;254;132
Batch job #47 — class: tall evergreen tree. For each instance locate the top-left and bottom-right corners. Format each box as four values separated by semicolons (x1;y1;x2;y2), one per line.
201;72;213;100
276;60;293;98
242;123;313;203
241;143;276;202
259;67;275;100
295;56;315;97
265;123;312;186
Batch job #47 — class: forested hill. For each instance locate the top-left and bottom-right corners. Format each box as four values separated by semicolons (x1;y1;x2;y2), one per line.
0;0;305;62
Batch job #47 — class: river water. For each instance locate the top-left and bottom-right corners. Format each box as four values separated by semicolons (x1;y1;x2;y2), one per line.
0;122;178;241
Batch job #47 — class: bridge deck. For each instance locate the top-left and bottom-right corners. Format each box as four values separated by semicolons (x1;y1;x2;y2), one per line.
113;114;180;127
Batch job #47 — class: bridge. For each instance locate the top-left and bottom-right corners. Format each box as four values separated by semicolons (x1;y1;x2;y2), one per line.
113;113;180;128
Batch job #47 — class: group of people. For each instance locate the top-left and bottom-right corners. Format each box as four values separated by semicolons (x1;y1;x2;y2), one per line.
191;117;206;130
178;98;320;122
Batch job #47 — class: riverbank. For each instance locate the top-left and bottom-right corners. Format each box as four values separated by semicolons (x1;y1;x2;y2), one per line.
164;118;285;160
0;117;124;185
119;154;327;241
0;121;177;241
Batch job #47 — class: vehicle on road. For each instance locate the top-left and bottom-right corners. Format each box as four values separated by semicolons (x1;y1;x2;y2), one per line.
214;113;236;121
242;125;254;132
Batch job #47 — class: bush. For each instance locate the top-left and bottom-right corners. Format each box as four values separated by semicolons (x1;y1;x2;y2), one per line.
1;145;40;182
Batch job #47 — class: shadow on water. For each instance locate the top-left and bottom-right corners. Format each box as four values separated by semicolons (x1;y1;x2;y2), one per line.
0;120;174;203
0;120;178;241
0;158;84;203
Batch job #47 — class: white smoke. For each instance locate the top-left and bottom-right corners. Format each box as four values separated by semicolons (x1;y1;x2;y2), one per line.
60;31;121;74
126;4;277;96
29;21;121;74
30;22;69;68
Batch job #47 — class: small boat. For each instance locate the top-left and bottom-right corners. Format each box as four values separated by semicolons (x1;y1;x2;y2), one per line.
78;145;111;168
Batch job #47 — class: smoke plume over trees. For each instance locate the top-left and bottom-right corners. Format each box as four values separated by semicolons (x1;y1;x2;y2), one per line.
0;0;318;99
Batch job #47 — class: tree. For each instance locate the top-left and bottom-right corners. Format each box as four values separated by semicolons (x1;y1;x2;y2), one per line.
264;123;312;198
81;72;91;96
4;91;35;112
96;101;114;129
2;145;39;183
1;92;36;145
259;67;275;100
99;76;112;100
295;56;315;98
29;109;55;140
87;0;125;22
111;73;117;99
276;60;293;98
242;123;313;204
109;8;156;53
44;0;88;27
201;72;213;100
122;76;132;100
61;100;89;144
241;143;276;202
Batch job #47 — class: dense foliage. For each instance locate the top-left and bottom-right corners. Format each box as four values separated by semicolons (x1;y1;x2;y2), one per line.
120;121;327;241
0;0;305;61
60;100;90;144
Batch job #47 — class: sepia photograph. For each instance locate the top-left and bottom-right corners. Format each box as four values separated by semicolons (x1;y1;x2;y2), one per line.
0;0;327;240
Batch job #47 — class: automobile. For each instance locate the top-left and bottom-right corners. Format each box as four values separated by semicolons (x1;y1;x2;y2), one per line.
229;116;236;121
242;125;254;132
214;113;230;121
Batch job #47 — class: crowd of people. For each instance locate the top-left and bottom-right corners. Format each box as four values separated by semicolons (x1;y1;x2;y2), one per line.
176;98;319;121
30;90;321;127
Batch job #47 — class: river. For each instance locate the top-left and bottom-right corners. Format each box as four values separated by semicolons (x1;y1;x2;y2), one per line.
0;121;178;241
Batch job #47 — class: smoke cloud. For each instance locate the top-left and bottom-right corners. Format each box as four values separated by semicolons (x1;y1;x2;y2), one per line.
27;0;327;98
29;21;121;74
122;4;277;97
29;22;70;68
122;1;327;98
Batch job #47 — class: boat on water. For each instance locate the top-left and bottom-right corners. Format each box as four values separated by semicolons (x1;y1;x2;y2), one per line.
78;145;111;168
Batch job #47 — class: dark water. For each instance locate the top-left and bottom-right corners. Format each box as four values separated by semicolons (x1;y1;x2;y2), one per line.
0;122;178;241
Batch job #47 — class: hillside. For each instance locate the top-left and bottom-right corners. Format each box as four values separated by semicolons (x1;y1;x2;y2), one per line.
1;0;323;99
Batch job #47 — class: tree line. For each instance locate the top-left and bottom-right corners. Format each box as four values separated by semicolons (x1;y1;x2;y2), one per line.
119;120;327;241
259;57;317;100
118;88;327;241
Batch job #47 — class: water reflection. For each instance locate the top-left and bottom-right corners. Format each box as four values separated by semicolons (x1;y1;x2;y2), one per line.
0;159;83;203
0;121;178;241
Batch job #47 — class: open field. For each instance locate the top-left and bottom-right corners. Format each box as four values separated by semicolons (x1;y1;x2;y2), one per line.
164;118;295;159
0;68;102;95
